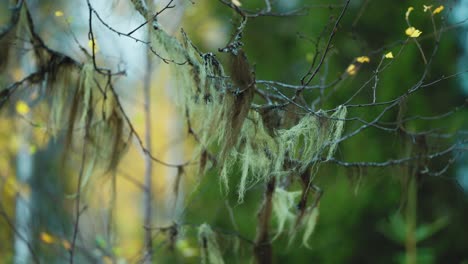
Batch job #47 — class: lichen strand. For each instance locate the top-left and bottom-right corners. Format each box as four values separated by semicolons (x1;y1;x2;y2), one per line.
48;64;80;136
49;62;130;171
272;188;301;240
277;113;323;172
219;51;255;160
302;206;320;248
151;29;230;160
198;223;225;264
90;96;129;170
223;112;282;201
271;187;320;246
150;29;191;106
325;105;347;160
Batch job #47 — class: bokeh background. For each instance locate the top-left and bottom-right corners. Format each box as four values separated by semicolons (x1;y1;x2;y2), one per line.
1;0;467;263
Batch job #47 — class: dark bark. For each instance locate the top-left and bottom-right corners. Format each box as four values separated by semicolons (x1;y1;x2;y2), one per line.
254;177;276;264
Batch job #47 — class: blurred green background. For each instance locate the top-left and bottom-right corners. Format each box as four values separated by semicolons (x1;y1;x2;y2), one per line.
1;0;467;263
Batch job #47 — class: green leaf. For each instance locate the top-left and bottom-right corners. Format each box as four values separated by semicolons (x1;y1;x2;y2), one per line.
95;235;107;249
415;216;449;242
378;213;407;244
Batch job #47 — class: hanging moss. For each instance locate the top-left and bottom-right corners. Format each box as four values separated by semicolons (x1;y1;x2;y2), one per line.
151;29;227;154
198;223;225;264
150;27;347;201
325;105;347;160
221;112;282;201
302;206;320;248
47;63;80;136
272;188;301;240
44;61;128;171
218;107;348;201
219;51;255;160
277;113;323;172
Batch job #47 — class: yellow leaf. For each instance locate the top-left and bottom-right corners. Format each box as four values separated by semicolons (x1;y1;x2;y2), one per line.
356;56;370;63
16;101;30;115
346;64;357;75
40;232;55;244
405;27;422;38
423;5;432;12
433;5;444;15
62;240;71;250
55;10;64;17
384;52;394;59
88;39;99;53
405;6;414;19
231;0;242;7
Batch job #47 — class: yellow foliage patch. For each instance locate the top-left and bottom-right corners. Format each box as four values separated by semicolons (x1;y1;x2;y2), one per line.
15;101;30;115
433;5;444;15
346;64;357;75
405;27;422;38
356;56;370;63
40;232;55;244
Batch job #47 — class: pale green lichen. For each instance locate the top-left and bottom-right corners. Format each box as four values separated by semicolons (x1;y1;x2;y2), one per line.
271;188;320;246
78;63;94;126
198;223;225;264
68;63;128;169
302;206;320;248
325;105;347;160
48;64;79;136
151;26;347;202
222;112;283;202
46;61;130;171
221;107;347;201
151;28;228;159
277;113;323;172
272;188;301;240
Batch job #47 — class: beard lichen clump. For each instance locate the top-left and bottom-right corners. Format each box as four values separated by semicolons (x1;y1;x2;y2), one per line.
2;3;130;174
151;29;230;161
46;62;130;171
270;187;320;247
220;111;283;201
151;27;347;201
220;106;347;202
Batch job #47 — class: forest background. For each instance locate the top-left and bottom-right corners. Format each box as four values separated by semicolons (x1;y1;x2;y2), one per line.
0;0;468;263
